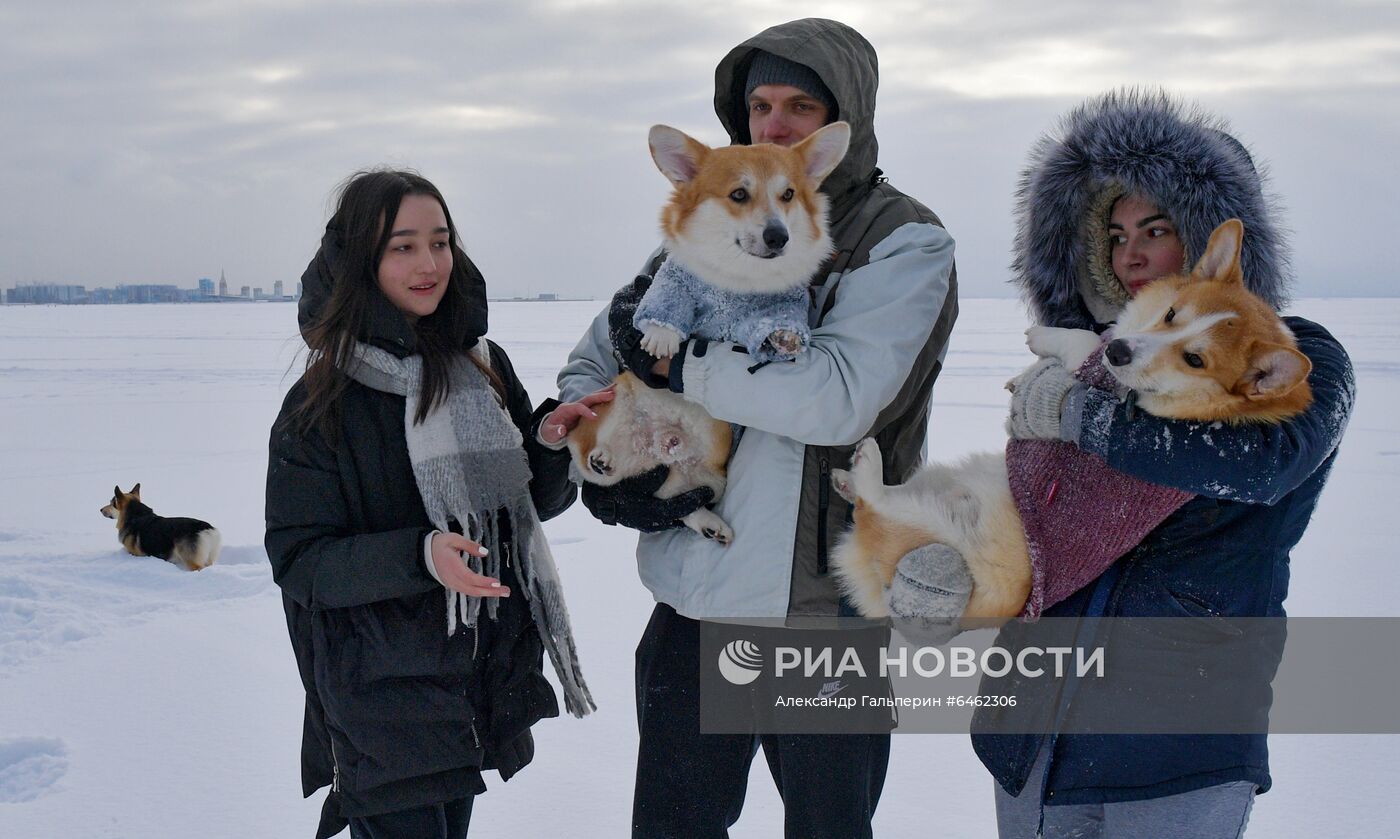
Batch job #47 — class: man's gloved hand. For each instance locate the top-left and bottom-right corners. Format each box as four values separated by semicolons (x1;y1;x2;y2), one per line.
608;279;669;387
581;465;716;532
1005;358;1082;441
883;543;974;646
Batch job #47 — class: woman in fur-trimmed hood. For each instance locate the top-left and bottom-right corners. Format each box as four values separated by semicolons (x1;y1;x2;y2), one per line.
993;86;1307;620
968;90;1356;836
1016;88;1290;329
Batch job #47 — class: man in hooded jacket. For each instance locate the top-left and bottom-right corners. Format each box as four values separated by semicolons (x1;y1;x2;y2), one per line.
556;17;958;839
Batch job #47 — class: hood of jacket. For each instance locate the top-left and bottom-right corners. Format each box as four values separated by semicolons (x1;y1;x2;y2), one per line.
713;18;880;219
1013;88;1291;329
297;220;489;359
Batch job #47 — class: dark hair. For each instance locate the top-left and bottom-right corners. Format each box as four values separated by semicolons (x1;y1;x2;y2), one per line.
291;169;502;439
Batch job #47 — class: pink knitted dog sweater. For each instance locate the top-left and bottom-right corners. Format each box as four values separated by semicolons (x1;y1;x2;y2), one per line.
1007;351;1193;619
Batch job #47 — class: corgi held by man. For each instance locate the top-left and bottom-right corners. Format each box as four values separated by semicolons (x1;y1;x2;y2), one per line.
634;120;850;363
563;370;735;543
100;483;221;571
830;219;1313;620
563;122;851;544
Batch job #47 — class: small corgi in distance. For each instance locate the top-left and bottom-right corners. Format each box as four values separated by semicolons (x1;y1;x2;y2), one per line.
830;219;1314;621
100;484;221;571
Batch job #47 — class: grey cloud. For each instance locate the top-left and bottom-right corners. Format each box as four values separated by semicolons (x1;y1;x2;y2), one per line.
0;1;1394;300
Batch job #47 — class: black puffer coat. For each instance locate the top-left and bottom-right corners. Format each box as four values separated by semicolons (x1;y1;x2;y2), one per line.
265;231;574;836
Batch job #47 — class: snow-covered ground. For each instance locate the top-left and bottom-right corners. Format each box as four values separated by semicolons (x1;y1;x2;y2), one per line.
1;299;1396;837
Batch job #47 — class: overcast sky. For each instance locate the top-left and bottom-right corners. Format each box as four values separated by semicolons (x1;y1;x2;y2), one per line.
2;0;1396;303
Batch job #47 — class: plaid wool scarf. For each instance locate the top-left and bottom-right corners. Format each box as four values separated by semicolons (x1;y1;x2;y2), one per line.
343;341;594;717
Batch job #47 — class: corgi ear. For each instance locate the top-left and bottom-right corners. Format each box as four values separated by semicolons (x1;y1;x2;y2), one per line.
1192;218;1245;285
649;125;709;187
114;484;122;498
794;121;851;184
1238;342;1311;400
130;483;141;498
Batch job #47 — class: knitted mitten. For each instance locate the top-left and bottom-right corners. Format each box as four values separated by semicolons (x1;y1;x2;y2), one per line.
884;542;974;646
1006;358;1081;441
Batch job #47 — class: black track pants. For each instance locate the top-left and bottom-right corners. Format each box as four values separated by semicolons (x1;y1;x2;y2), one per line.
632;603;890;839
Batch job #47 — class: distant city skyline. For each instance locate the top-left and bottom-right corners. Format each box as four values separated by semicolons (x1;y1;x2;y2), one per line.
0;279;583;305
3;271;274;293
3;277;302;305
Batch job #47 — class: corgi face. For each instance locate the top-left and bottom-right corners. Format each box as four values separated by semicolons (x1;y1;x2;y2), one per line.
1103;219;1312;423
100;483;141;521
564;395;627;486
648;122;850;293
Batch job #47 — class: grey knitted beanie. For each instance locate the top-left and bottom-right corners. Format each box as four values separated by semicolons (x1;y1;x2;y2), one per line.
744;50;838;118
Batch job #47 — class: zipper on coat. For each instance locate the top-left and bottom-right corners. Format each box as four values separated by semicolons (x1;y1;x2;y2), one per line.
816;455;831;574
1034;559;1129;816
462;675;481;751
330;738;341;793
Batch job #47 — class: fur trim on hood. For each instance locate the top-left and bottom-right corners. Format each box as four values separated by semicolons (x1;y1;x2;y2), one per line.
1013;89;1291;329
713;18;879;220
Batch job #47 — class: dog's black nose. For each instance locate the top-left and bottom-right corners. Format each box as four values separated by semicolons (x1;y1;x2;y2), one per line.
1105;339;1133;367
762;223;788;251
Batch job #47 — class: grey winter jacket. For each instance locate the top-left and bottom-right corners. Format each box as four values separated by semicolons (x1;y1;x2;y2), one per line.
558;18;958;619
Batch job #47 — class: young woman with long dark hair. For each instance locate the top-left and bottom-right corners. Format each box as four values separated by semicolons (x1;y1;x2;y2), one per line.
266;169;605;839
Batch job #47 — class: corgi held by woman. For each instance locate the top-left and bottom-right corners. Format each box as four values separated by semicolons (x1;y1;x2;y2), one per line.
830;219;1313;620
564;122;851;544
100;483;221;571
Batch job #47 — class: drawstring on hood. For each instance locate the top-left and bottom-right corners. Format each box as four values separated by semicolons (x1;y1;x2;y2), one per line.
1012;88;1292;329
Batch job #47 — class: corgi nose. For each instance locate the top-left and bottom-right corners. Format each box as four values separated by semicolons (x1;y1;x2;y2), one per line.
762;223;788;252
1105;339;1133;367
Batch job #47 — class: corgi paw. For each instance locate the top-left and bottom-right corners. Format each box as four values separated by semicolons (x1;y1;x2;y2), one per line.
1026;326;1100;369
766;329;805;357
640;325;683;359
683;509;734;547
851;437;881;470
702;526;733;546
831;468;856;503
848;438;884;495
1024;325;1060;358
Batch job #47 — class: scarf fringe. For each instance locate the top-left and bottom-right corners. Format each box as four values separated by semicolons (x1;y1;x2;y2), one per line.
439;502;593;716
